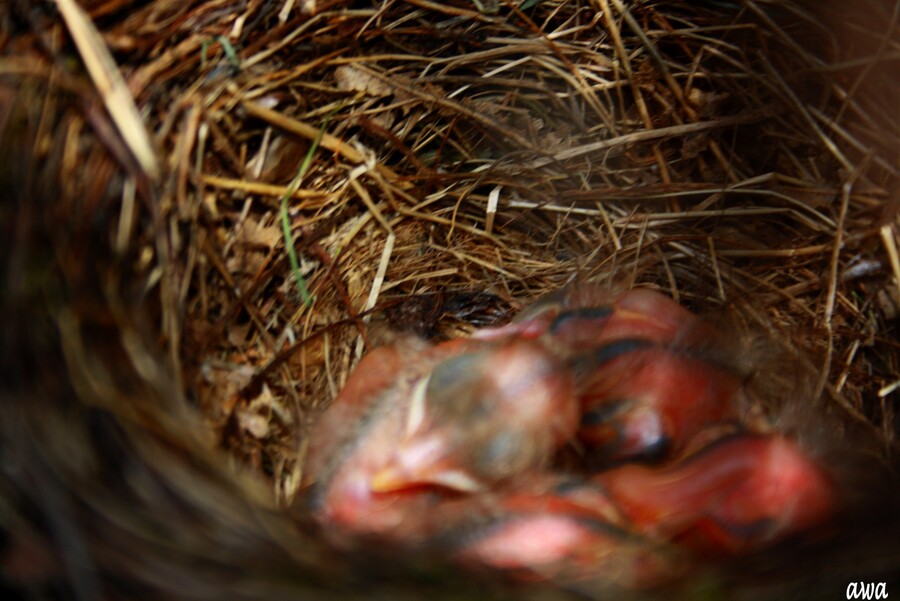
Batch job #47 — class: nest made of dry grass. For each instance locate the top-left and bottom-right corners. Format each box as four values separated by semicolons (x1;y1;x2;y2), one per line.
2;0;899;599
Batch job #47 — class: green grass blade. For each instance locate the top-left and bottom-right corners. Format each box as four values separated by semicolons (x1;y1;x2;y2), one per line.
279;111;337;307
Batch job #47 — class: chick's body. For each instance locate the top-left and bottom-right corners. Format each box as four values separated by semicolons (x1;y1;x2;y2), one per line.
475;287;741;466
306;336;578;538
476;287;710;353
376;338;577;492
597;434;835;554
304;284;837;588
305;340;469;537
576;342;746;464
438;478;687;588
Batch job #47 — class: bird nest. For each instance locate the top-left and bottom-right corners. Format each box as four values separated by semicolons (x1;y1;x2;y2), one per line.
2;0;898;599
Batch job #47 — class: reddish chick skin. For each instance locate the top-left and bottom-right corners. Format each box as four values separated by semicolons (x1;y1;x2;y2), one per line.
370;337;578;494
304;344;407;481
475;287;708;352
473;286;741;466
444;483;687;588
305;337;578;538
544;288;706;352
575;341;745;464
305;340;472;537
596;434;835;554
306;286;835;587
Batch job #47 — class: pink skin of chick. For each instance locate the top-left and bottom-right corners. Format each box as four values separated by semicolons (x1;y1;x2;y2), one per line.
596;433;835;554
474;287;710;353
306;337;578;538
574;342;746;464
444;478;686;588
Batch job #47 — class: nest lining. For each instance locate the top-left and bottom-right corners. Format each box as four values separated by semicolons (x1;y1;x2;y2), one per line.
2;0;899;598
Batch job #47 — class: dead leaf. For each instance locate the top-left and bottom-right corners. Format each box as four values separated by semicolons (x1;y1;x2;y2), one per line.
334;64;394;97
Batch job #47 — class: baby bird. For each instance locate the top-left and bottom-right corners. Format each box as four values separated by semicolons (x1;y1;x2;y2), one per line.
369;337;578;494
574;340;747;465
596;434;835;554
477;285;748;465
440;477;687;589
304;340;464;537
305;336;578;537
476;286;711;353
